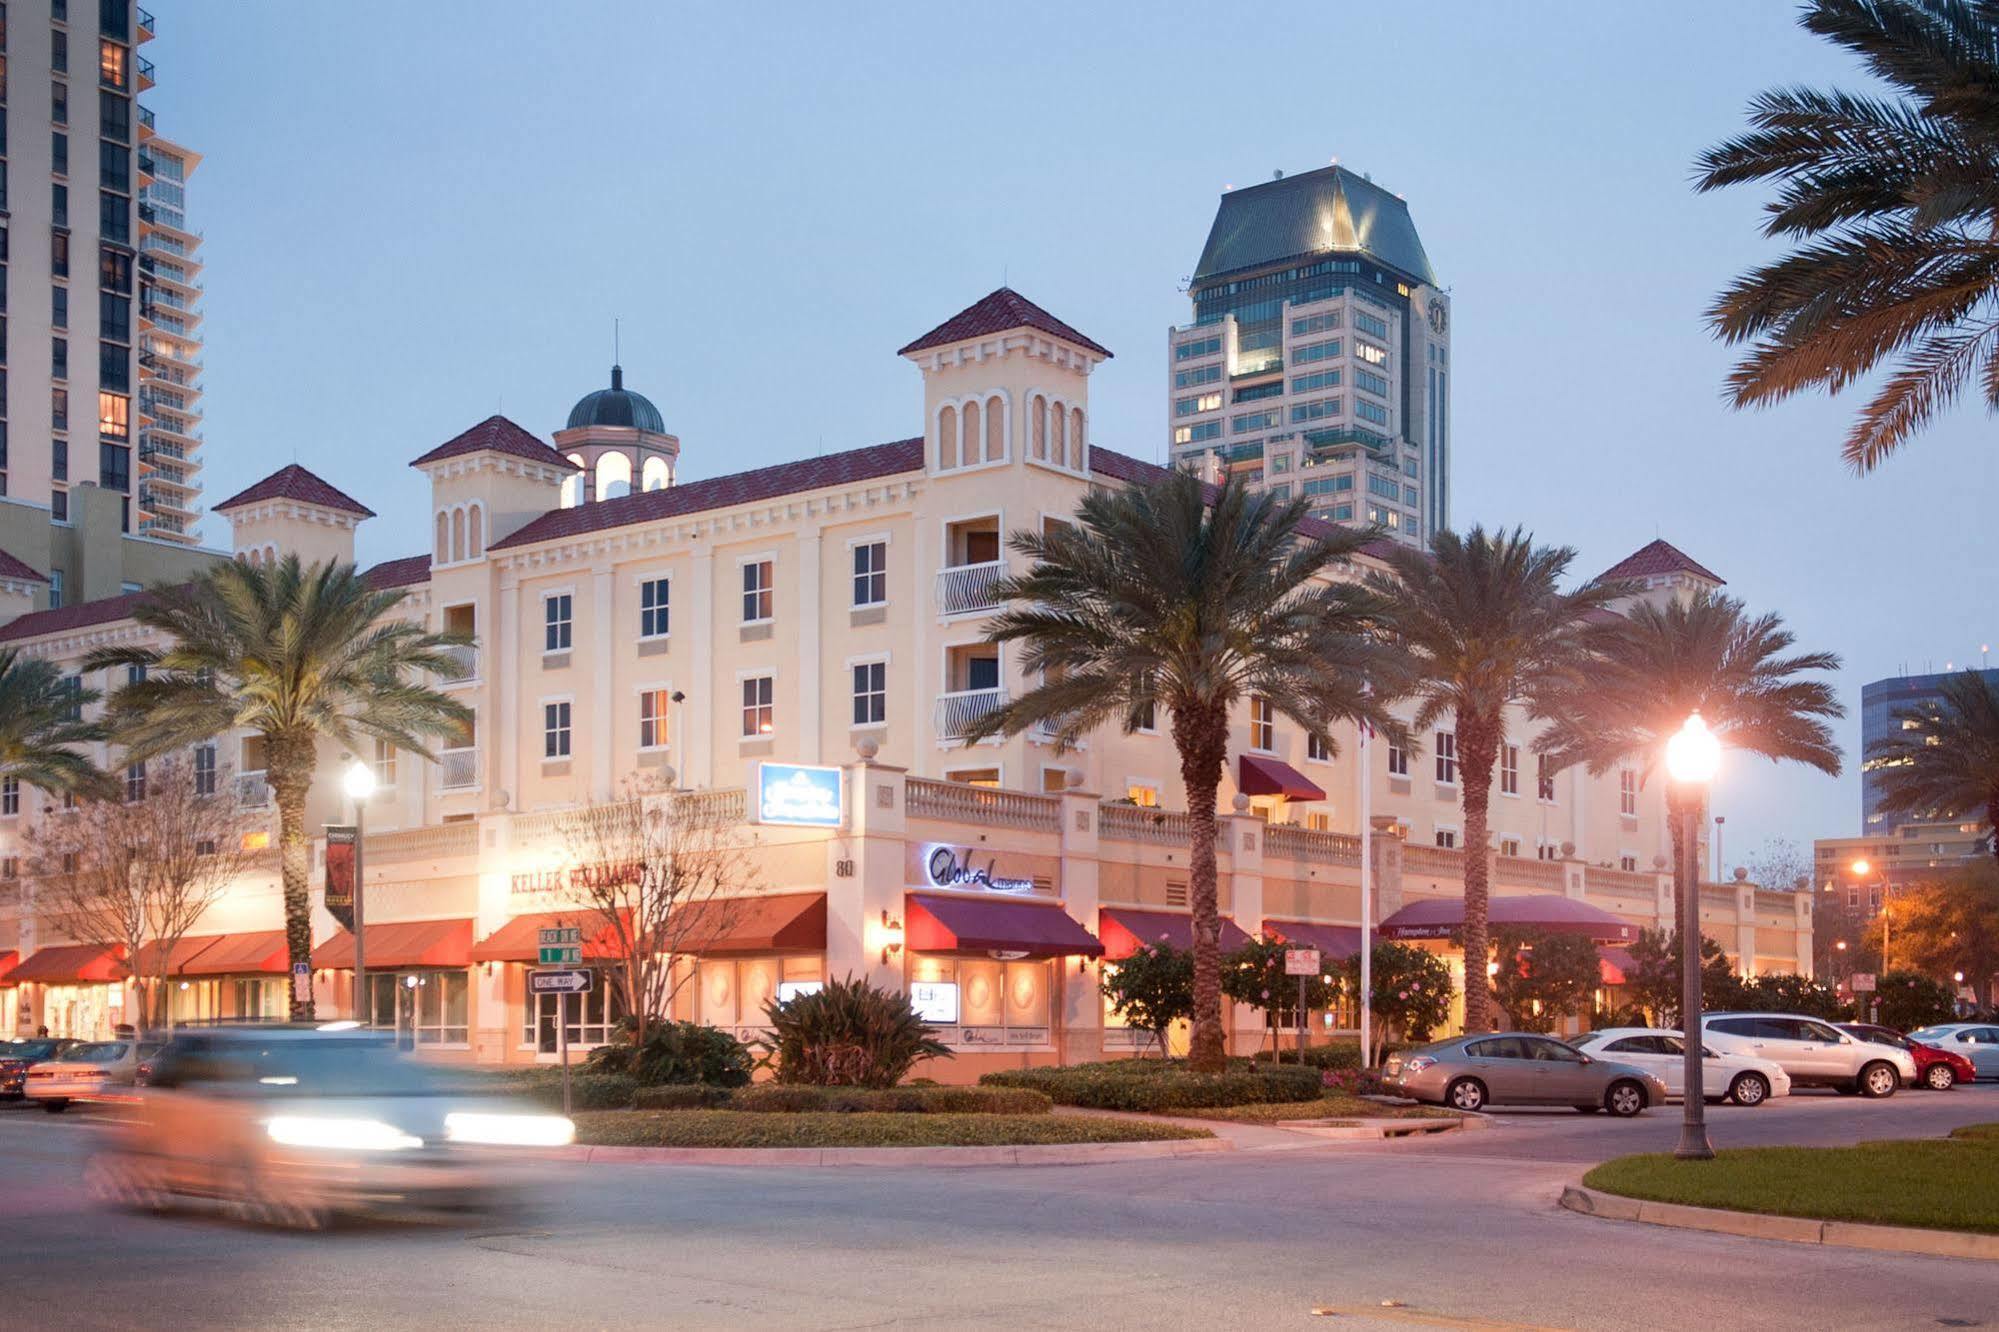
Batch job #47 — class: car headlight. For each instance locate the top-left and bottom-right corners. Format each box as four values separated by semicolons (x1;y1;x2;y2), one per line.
1401;1055;1436;1074
266;1116;423;1152
444;1112;576;1147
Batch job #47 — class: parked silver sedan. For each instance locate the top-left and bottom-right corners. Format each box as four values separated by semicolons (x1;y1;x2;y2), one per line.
1382;1033;1668;1116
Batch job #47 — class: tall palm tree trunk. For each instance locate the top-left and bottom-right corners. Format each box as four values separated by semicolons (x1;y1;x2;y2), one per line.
269;738;318;1021
1175;704;1231;1073
1457;717;1499;1033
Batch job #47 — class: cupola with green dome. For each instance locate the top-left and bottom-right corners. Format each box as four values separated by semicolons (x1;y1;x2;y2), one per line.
553;364;680;506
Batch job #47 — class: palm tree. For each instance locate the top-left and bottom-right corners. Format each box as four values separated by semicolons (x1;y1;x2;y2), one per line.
1867;671;1999;863
1695;0;1999;472
1366;528;1630;1034
965;471;1400;1072
1538;591;1843;921
0;647;113;801
84;557;471;1019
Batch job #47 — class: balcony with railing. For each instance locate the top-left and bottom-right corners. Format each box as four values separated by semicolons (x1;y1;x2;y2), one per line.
138;7;157;37
934;560;1007;617
440;748;478;790
236;771;271;809
138;104;156;132
439;643;477;683
905;777;1060;833
934;687;1008;740
139;56;156;90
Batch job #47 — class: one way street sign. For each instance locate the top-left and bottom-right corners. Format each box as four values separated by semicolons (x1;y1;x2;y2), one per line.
528;968;595;995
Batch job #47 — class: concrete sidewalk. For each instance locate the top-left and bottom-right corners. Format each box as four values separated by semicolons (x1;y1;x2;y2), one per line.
1054;1105;1476;1149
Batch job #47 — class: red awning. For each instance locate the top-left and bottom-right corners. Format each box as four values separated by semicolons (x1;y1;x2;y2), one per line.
675;892;828;956
0;950;17;984
905;892;1103;959
1261;919;1364;961
179;932;290;977
10;943;126;984
311;920;473;971
1238;754;1327;802
132;934;225;977
1379;894;1639;945
1098;907;1251;961
1598;946;1639;987
473;911;631;964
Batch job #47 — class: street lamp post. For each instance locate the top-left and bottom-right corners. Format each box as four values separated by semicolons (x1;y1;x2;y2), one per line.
1666;712;1721;1162
343;757;378;1024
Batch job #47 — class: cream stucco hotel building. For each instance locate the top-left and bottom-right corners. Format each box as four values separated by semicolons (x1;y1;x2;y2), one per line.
0;290;1812;1077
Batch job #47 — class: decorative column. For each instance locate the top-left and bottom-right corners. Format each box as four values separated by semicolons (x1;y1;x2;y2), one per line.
590;567;615;800
496;569;520;812
1056;776;1102;1066
687;547;715;788
1222;796;1265;1056
836;756;907;993
1368;815;1405;919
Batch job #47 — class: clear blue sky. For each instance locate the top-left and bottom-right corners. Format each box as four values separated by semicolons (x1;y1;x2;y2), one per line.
150;1;1995;869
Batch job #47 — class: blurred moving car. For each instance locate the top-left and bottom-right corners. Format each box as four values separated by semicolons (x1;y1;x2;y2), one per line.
88;1024;574;1228
1905;1023;1999;1081
1569;1028;1790;1105
1700;1013;1917;1096
1838;1022;1975;1091
1;1039;78;1099
25;1039;159;1112
1381;1033;1667;1115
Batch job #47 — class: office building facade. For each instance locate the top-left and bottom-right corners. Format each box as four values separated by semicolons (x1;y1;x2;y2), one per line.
1860;667;1999;832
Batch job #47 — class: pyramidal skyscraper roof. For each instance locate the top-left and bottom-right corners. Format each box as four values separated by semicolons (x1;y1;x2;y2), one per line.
1192;165;1437;288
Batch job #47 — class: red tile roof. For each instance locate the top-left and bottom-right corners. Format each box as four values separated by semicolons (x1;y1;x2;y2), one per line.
0;549;48;584
490;438;927;550
897;288;1114;359
409;415;581;471
0;587;153;643
363;554;432;589
1596;539;1724;587
212;464;376;518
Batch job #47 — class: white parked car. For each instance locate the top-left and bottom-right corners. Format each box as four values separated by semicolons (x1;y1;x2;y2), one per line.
1906;1023;1999;1080
1700;1012;1917;1097
24;1039;154;1112
1569;1028;1790;1106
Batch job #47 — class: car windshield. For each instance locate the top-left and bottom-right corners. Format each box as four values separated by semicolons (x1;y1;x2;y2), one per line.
69;1043;129;1063
163;1036;448;1096
2;1041;60;1060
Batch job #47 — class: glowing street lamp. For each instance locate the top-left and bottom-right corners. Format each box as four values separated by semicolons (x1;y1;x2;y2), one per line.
1667;712;1720;1161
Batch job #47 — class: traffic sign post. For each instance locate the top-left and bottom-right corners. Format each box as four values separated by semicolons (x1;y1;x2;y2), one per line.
531;956;593;1117
538;926;583;967
1284;949;1322;1060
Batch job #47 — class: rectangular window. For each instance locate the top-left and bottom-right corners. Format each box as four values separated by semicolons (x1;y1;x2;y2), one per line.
372;737;397;790
1293;338;1343;365
542;593;572;652
1355;399;1390;427
638;688;671;750
1291;311;1342;336
1172;421;1221;445
124;761;145;803
1499;837;1522;858
98;189;127;244
99;341;129;390
542;701;572;759
1434;731;1457;784
99;90;129;142
98;37;126;89
53;182;69;229
1500;744;1519;795
1;777;17;816
1537;754;1556;801
1306;732;1330;763
1354;368;1390;398
1231;409;1279;435
52;490;69;523
1386;739;1408;778
52;336;66;380
741;676;774;737
98;139;128;192
52;283;68;329
852;661;886;726
1367;474;1402;501
741;559;773;623
1230;383;1279;404
1619;768;1637;817
1435;829;1457;849
1291;369;1341;394
51;387;67;432
99;291;129;342
99;245;131;293
98;442;128;492
52;132;68;177
1174;335;1222;361
53;438;68;482
1355;311;1390;339
1134;699;1156;732
1300;474;1354;496
52;81;68;125
1173;363;1222;389
1356;341;1389;368
193;744;216;797
60;674;83;722
1290;397;1342;424
1620;855;1638;873
638;577;669;638
851;541;886;607
1249;696;1274;752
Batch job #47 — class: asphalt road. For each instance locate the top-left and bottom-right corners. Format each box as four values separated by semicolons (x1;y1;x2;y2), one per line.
3;1087;1998;1331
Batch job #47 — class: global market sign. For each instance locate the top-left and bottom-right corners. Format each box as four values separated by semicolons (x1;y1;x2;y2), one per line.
925;846;1036;895
753;762;845;828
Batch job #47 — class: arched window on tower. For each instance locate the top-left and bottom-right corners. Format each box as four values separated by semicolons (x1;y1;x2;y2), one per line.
960;399;981;468
937;405;959;470
641;455;671;492
985;394;1005;461
597;452;633;501
1069;407;1086;469
1031;396;1048;461
435;511;450;562
560;455;587;508
467;504;484;558
451;508;467;563
1050;401;1067;466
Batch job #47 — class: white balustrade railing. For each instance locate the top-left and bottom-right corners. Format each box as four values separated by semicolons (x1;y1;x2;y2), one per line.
440;748;478;790
933;688;1008;740
934;560;1007;616
905;778;1060;832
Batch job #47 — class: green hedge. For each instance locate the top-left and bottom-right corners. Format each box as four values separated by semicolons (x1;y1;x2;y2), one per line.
729;1084;1051;1115
1251;1043;1363;1071
980;1061;1323;1111
633;1083;735;1110
523;1073;639;1111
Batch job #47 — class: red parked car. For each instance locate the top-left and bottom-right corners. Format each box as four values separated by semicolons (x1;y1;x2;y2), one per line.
1839;1023;1975;1091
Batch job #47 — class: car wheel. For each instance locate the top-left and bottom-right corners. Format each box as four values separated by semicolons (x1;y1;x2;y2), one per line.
41;1099;68;1114
1925;1063;1957;1091
1858;1061;1898;1098
1605;1080;1647;1117
1727;1072;1770;1107
1446;1077;1487;1112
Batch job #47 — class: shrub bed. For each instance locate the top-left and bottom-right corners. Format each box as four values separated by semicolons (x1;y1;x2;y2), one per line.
573;1110;1209;1149
523;1072;640;1111
1251;1043;1364;1071
632;1084;735;1111
980;1060;1322;1111
726;1084;1051;1115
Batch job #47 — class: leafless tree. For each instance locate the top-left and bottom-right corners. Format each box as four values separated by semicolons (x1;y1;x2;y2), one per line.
26;755;257;1031
531;778;762;1047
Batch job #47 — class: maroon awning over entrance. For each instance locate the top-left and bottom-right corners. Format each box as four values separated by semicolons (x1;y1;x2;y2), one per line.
1098;907;1251;961
1261;919;1364;961
1378;894;1639;945
1238;754;1327;801
905;893;1103;959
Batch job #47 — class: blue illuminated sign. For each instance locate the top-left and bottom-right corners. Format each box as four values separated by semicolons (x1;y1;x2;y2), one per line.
753;762;845;828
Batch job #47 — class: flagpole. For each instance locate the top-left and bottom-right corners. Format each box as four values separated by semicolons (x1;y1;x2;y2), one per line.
1358;717;1373;1068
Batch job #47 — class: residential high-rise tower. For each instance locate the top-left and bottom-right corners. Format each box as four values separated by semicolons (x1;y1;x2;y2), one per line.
1167;164;1448;547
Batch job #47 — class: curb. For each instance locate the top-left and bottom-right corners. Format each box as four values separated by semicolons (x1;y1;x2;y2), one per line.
1272;1114;1482;1140
1559;1184;1999;1261
550;1135;1234;1169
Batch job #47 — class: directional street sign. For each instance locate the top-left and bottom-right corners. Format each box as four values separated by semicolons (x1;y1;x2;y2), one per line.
529;967;594;995
539;926;583;966
539;945;582;965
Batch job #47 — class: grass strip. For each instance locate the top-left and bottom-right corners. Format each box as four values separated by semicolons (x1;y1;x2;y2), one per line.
1583;1127;1999;1235
573;1109;1213;1149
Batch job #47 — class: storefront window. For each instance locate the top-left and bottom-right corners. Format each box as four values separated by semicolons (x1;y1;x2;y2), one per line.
42;982;120;1040
908;956;1052;1049
524;968;627;1054
696;956;823;1040
367;971;469;1048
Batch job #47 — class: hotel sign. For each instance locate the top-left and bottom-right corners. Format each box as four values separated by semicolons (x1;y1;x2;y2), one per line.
753;762;845;828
